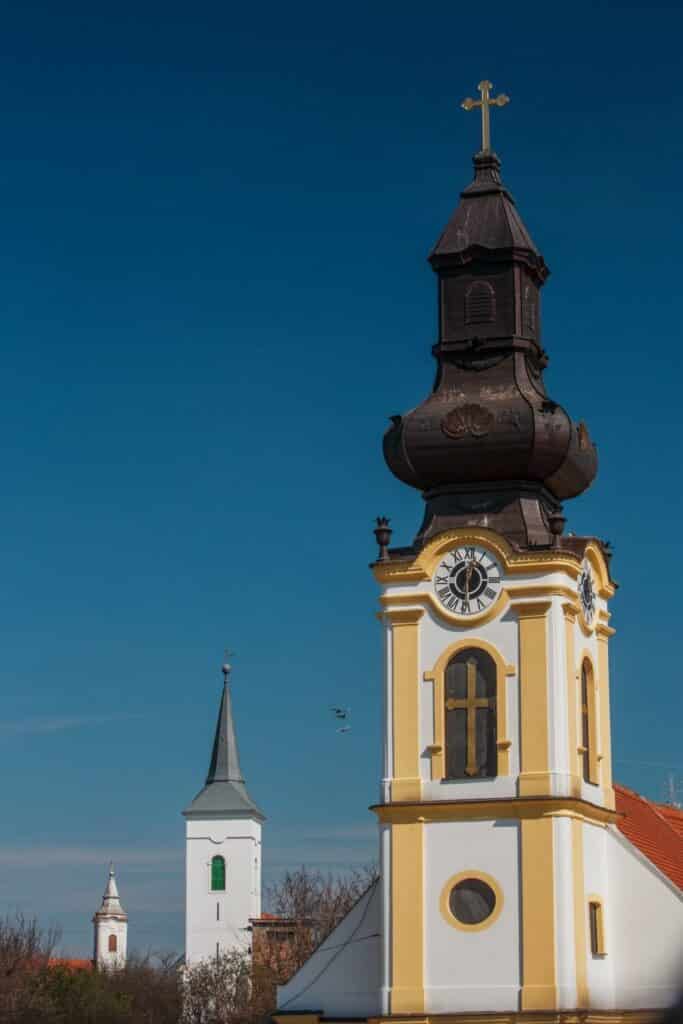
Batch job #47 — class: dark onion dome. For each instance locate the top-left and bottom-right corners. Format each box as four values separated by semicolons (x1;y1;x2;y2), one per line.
383;151;597;549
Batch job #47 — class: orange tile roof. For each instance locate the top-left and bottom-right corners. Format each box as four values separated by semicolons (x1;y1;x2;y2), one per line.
48;958;93;972
614;783;683;890
656;802;683;839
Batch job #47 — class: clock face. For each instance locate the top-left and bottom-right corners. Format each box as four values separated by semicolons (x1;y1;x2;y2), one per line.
433;545;503;616
578;561;596;624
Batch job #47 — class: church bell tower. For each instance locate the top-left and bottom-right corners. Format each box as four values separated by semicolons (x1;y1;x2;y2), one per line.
373;81;618;1017
93;865;127;970
183;663;264;965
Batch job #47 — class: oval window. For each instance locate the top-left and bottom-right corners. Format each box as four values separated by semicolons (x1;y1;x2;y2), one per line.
449;877;496;925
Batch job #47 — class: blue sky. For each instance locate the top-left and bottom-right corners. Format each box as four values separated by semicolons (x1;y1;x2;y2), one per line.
0;0;681;957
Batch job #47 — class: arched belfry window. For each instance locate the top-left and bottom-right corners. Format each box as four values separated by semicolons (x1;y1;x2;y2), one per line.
445;649;497;779
580;659;599;785
108;934;117;953
465;281;495;325
211;855;226;892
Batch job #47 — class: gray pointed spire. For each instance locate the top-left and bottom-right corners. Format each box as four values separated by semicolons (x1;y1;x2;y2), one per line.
206;664;244;784
94;864;127;921
182;664;265;821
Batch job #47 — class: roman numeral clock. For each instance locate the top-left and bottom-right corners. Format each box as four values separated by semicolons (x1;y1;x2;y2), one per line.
433;545;502;616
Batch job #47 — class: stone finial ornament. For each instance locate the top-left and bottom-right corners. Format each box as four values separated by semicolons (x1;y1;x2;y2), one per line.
374;517;392;561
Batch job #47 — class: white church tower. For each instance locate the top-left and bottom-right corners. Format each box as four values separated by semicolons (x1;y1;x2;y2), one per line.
93;865;127;970
183;663;264;965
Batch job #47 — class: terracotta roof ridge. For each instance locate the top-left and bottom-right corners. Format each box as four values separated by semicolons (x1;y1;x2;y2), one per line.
615;782;682;839
649;801;683;837
614;781;648;800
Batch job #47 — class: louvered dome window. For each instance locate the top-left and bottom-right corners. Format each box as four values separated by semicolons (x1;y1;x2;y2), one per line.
465;281;495;325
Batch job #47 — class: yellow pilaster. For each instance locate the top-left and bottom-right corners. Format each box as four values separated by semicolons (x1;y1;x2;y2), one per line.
596;625;616;810
515;601;552;797
390;820;424;1014
562;604;581;797
520;816;557;1011
386;609;423;802
571;818;588;1007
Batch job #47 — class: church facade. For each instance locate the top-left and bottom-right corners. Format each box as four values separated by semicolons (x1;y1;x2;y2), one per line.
273;84;683;1022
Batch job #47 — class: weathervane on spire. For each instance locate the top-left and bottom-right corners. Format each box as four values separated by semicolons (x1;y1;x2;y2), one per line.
461;80;510;153
222;648;235;681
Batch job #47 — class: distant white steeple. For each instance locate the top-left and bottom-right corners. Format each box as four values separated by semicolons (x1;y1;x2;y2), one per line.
93;864;128;969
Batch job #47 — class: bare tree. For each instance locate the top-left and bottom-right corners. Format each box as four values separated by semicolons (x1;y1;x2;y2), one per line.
0;912;61;1019
182;950;252;1024
258;864;379;987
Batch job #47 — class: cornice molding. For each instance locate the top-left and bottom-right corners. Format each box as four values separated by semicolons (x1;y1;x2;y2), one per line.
370;795;620;827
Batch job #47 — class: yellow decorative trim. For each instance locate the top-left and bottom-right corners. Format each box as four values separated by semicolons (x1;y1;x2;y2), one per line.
370;795;620;827
507;584;577;603
596;631;615;810
423;637;513;779
563;604;582;796
587;895;607;957
391;779;422;802
439;869;504;932
390;821;424;1013
372;528;615;594
380;590;510;627
390;611;423;803
372;564;431;584
520;816;556;1010
366;1011;664;1024
512;599;553;617
383;608;425;625
562;603;578;624
583;541;616;599
517;602;552;797
572;818;588;1007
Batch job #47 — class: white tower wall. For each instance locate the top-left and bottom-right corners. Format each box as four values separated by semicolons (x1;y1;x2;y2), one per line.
94;915;128;970
185;816;262;964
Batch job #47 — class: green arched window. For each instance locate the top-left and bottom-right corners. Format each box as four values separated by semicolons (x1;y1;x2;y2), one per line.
211;855;226;891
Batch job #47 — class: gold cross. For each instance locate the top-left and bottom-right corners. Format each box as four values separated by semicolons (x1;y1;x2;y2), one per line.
445;658;491;777
461;80;510;154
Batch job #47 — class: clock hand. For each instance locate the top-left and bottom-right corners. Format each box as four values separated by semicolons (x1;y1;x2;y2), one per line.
465;560;475;601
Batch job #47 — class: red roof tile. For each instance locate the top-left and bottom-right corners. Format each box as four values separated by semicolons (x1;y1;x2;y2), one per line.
655;802;683;839
614;783;683;890
48;958;93;972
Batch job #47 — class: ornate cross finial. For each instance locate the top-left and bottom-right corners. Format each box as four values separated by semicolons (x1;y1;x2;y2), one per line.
461;80;510;153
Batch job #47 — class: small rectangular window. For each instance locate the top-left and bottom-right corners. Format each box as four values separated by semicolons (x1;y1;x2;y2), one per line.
589;901;606;956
